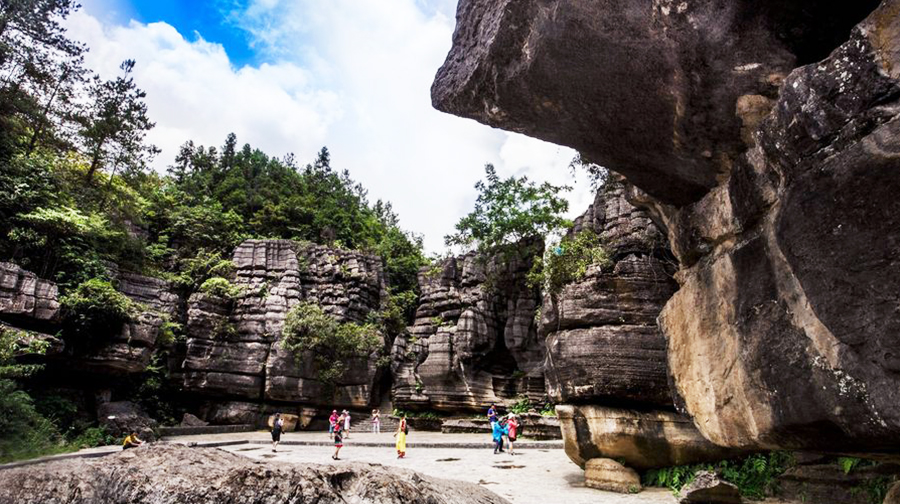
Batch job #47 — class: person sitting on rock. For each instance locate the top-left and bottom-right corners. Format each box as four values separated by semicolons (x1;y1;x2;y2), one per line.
122;431;144;450
271;413;284;453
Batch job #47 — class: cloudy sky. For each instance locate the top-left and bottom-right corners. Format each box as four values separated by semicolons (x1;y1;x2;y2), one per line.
67;0;594;253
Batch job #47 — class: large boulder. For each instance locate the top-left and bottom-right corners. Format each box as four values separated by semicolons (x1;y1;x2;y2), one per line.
97;401;158;442
677;471;741;504
0;444;511;504
390;240;544;413
584;458;642;494
557;405;742;471
433;0;900;456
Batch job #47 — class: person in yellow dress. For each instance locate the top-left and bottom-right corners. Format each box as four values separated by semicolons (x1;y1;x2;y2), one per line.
393;414;407;458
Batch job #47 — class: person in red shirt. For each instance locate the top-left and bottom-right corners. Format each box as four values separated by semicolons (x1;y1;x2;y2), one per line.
506;413;520;455
328;410;338;439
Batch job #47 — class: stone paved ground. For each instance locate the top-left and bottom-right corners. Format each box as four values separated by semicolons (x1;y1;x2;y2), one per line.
178;431;677;504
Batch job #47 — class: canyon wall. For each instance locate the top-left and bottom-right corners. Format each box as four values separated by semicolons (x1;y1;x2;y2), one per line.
433;0;900;456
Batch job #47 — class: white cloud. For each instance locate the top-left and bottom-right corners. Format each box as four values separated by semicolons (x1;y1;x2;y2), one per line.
66;1;593;253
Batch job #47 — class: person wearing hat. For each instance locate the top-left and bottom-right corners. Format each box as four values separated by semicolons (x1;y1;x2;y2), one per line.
506;413;520;455
328;410;338;438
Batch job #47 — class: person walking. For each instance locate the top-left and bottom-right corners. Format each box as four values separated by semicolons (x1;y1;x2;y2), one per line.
328;410;338;438
492;418;508;454
506;413;520;455
343;410;352;438
332;413;345;460
393;414;408;458
271;413;284;452
371;409;381;434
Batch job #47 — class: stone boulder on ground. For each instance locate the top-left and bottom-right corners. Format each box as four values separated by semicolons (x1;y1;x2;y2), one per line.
584;458;641;494
0;444;511;504
180;413;208;427
678;471;741;504
97;401;158;442
885;481;900;504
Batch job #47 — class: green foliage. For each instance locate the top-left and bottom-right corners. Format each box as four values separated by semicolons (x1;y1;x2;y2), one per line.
281;302;383;386
0;379;67;463
446;164;571;253
837;456;868;475
61;278;136;349
70;426;116;449
509;395;532;415
199;276;243;300
540;403;557;417
851;476;895;504
527;230;611;296
643;452;795;500
392;408;441;420
0;326;50;378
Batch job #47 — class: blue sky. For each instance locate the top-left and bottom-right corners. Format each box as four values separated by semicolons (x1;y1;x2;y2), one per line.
69;0;591;253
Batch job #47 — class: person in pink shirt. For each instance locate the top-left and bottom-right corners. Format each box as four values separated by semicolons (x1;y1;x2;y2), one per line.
328;410;338;438
506;413;520;455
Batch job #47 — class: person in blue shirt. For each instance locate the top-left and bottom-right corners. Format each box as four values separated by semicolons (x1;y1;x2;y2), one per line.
487;404;498;424
492;419;508;454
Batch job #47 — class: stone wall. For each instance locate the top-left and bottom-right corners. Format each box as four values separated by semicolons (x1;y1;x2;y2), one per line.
182;240;388;416
390;240;544;413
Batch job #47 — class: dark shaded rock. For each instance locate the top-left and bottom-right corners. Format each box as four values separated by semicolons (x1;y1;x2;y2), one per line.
557;405;743;471
0;444;511;504
886;481;900;504
433;0;878;205
390;240;544;413
97;401;158;442
0;262;59;323
678;471;741;504
180;413;207;427
776;463;900;504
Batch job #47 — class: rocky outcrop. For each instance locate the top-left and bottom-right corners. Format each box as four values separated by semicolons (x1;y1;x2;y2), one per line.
390;241;544;412
182;240;388;412
433;0;900;456
97;401;159;441
557;405;740;471
0;444;511;504
542;179;676;408
678;471;741;504
584;458;642;494
0;261;59;324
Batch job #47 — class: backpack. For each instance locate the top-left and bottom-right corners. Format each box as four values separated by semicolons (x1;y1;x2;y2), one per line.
403;422;409;435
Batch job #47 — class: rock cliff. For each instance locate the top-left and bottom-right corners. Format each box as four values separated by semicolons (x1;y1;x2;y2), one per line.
182;240;388;416
434;0;900;455
391;241;544;412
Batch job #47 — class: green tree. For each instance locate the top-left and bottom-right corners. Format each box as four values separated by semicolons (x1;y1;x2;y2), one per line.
77;59;159;182
446;164;572;253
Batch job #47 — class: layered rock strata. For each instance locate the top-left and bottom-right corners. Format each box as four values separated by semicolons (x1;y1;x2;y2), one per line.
433;0;900;455
0;444;511;504
0;262;60;324
182;240;388;413
391;241;544;412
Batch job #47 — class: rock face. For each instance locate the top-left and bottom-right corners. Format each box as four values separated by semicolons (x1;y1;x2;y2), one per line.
0;261;59;323
678;471;741;504
0;444;511;504
434;0;900;455
97;401;159;442
542;178;676;408
390;241;544;412
557;405;740;471
584;458;642;494
433;0;879;205
182;240;388;413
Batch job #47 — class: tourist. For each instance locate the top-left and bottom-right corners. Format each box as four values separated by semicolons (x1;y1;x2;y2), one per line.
271;413;284;452
487;403;498;425
122;431;144;450
506;413;519;455
328;409;338;438
492;419;508;454
332;413;344;460
343;410;352;438
393;414;407;458
371;409;381;434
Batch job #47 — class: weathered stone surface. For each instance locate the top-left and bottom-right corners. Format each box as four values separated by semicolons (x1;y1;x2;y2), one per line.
433;0;878;205
584;458;641;494
0;262;59;323
557;405;742;471
97;401;158;442
0;444;511;504
391;240;544;413
678;471;741;504
776;463;900;504
183;240;388;411
200;401;263;425
440;414;562;439
180;413;208;427
885;481;900;504
659;1;900;452
543;179;678;408
267;413;299;432
434;0;900;456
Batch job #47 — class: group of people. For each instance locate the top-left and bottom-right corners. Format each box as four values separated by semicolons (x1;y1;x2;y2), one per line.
487;403;519;455
324;408;407;460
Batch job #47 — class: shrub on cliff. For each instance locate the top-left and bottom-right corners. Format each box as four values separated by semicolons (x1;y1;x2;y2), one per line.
527;230;611;296
199;276;243;300
61;278;136;348
281;302;382;385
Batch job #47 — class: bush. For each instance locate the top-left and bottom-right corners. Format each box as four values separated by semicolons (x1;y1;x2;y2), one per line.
281;302;382;385
643;452;795;500
61;278;135;349
0;379;66;462
71;426;116;449
199;276;243;300
527;230;611;296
